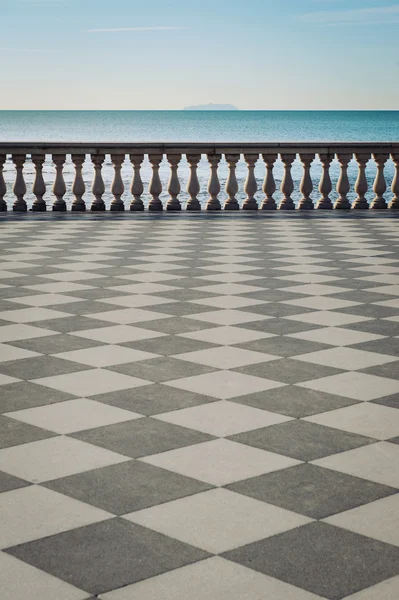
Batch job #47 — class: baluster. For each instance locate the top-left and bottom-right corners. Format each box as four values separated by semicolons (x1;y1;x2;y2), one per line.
261;154;277;210
31;154;46;211
52;154;67;211
389;153;399;209
12;155;27;212
0;155;6;212
186;154;201;211
166;154;181;211
353;154;369;209
224;154;240;210
334;153;351;209
279;153;295;210
243;154;258;210
371;153;388;209
110;154;125;211
130;154;144;211
148;154;163;211
206;154;221;210
317;154;333;209
72;154;86;211
91;154;106;211
298;154;314;209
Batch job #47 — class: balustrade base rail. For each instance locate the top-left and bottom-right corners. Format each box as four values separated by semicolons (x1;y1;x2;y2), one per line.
1;143;398;212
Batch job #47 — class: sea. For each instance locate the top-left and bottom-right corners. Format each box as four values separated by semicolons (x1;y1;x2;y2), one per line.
1;110;398;209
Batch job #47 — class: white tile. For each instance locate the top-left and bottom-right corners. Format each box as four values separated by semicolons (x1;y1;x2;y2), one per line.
131;263;189;272
107;283;178;294
283;297;360;310
189;295;265;309
304;403;399;440
0;436;130;483
125;488;311;553
5;398;142;434
284;311;370;327
341;575;399;599
299;372;399;401
174;346;278;369
384;316;399;322
117;272;183;282
41;272;107;282
33;368;150;397
0;343;40;363
375;299;399;309
141;438;300;486
25;282;93;293
98;295;176;308
275;264;337;274
54;262;110;271
86;308;168;324
0;486;111;549
72;325;165;344
0;552;88;600
0;374;21;386
295;347;397;370
0;308;71;323
278;284;349;296
99;556;322;600
365;285;399;296
359;274;399;285
312;442;399;488
166;370;285;400
54;345;158;367
187;310;270;326
276;274;342;284
194;283;264;295
288;327;384;347
324;494;399;547
155;400;292;436
9;294;84;307
179;326;275;345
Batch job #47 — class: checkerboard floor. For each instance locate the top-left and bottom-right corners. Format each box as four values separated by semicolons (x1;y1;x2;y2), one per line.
1;214;399;600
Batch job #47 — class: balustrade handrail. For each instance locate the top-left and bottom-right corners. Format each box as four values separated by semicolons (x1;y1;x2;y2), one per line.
0;141;398;212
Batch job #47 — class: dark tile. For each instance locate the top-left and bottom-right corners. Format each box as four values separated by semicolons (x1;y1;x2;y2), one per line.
235;358;343;384
0;355;90;380
147;302;220;317
9;334;102;354
151;288;217;302
236;290;301;302
109;356;215;382
0;470;31;493
6;518;209;596
0;381;75;413
232;385;359;418
227;463;397;519
237;319;321;335
30;316;112;333
229;419;375;461
45;460;212;514
92;383;216;415
0;415;55;449
160;277;212;288
351;337;399;356
336;304;398;319
223;522;399;600
71;417;213;458
0;288;44;299
359;362;399;380
133;317;217;335
236;336;332;356
372;394;399;409
122;335;217;356
388;436;399;444
46;301;124;316
64;288;133;300
332;290;395;304
343;320;399;336
240;303;315;318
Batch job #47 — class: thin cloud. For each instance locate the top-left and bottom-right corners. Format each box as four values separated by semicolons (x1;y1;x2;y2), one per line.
299;4;399;25
85;26;189;33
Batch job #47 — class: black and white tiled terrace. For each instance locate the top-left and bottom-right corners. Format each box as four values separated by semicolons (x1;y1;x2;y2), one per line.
1;214;399;599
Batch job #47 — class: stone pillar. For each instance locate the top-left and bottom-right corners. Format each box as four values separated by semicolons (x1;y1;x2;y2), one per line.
148;154;163;211
389;153;399;209
166;154;182;211
110;154;125;211
91;154;106;211
186;154;201;211
72;154;86;211
206;154;221;210
261;154;277;210
371;153;388;209
224;154;240;210
334;154;351;209
12;155;27;212
0;155;6;212
317;154;333;209
298;154;314;209
52;154;67;211
279;153;295;210
353;154;369;209
31;154;47;212
130;154;144;211
243;154;258;210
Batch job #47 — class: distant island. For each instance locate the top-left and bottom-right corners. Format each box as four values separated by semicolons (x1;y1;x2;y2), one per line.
183;103;239;111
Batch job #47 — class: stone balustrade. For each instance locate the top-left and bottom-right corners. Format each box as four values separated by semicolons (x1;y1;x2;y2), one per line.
0;142;398;212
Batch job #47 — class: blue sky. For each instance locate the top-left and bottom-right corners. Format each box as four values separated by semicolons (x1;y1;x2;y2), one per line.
1;0;398;109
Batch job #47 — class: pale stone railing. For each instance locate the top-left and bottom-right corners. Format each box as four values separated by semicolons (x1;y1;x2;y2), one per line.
0;142;398;211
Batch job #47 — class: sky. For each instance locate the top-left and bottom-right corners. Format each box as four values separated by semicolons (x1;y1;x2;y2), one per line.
0;0;398;110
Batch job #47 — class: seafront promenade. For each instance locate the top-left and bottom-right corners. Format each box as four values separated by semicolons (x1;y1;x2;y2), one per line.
0;210;398;599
